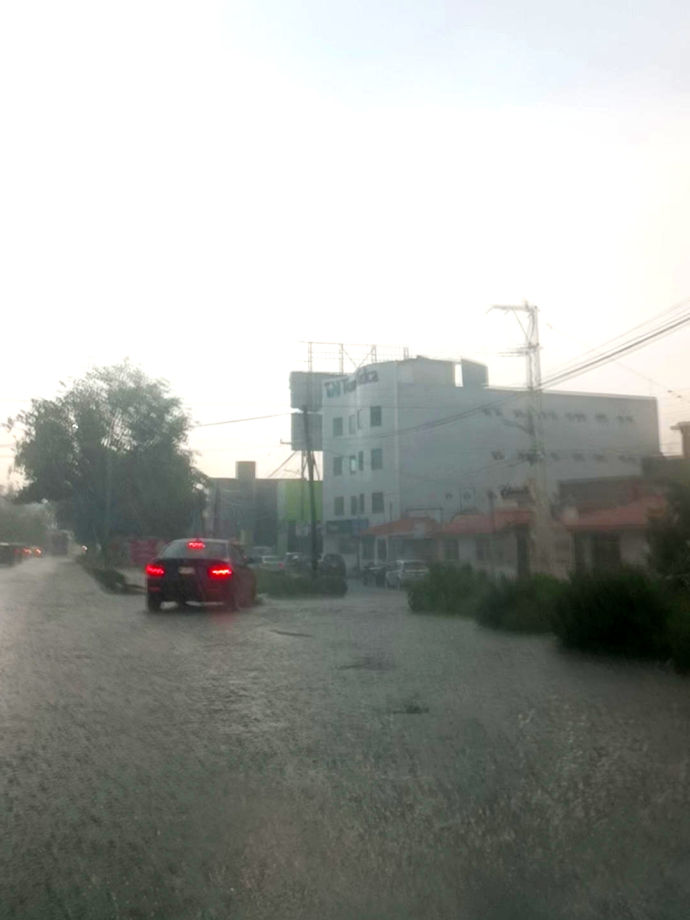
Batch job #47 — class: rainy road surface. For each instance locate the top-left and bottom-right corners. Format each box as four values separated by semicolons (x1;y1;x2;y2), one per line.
2;559;690;920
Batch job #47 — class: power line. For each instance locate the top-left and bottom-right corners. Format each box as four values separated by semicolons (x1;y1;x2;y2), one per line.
341;301;690;444
542;310;690;388
191;412;289;429
267;451;298;479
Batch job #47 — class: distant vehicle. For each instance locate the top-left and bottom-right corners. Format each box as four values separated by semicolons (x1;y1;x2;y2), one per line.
361;562;389;587
284;552;310;573
259;555;285;572
144;538;257;612
384;560;430;589
47;530;71;556
319;553;346;577
0;543;15;566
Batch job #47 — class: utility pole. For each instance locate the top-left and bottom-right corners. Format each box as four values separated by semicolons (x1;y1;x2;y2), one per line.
487;488;497;579
301;406;319;577
491;301;553;575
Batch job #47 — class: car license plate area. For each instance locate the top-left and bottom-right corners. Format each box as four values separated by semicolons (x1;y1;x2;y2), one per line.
179;566;195;575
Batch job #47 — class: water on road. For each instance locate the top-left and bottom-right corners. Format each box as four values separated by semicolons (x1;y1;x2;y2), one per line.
2;559;689;919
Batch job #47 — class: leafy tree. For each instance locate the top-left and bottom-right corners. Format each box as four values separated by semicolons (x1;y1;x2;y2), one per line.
648;474;690;587
10;363;207;550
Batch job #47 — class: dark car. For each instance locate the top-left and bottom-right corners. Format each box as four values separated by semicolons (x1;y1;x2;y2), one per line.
361;562;389;587
145;538;257;612
319;553;346;577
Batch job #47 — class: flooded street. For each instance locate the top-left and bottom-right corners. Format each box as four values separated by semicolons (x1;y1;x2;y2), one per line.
2;560;690;919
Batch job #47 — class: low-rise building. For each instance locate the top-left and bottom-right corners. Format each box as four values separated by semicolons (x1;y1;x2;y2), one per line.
206;462;322;554
565;494;666;572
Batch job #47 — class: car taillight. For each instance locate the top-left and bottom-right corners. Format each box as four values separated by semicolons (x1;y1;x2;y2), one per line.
146;563;165;577
208;565;232;579
187;540;206;550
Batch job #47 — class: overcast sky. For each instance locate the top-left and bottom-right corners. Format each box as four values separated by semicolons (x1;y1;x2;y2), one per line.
2;0;690;483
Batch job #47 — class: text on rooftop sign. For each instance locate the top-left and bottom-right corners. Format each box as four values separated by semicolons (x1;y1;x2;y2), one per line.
325;368;379;398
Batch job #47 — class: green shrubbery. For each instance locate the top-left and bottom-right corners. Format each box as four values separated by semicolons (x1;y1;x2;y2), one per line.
407;564;488;615
667;602;690;672
550;568;671;658
408;562;690;670
475;574;564;633
256;569;347;598
408;565;560;632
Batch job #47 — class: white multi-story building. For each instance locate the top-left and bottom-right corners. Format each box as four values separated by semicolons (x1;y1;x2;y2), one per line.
319;356;660;564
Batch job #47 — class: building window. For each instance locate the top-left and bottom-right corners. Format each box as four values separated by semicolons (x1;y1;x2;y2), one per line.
371;447;383;470
371;491;384;513
358;450;364;471
377;538;387;561
350;496;358;516
348;414;356;434
349;455;357;474
370;406;382;427
333;417;343;437
333;456;343;476
359;493;365;514
596;413;608;423
334;497;344;516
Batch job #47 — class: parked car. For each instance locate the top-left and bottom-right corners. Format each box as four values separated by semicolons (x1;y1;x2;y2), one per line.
361;562;389;587
144;538;257;612
384;559;430;589
259;555;285;572
284;552;310;573
318;553;346;577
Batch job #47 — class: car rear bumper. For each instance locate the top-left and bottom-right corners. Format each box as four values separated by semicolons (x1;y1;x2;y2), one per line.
147;577;233;604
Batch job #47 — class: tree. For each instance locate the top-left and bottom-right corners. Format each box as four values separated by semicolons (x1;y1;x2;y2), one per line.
647;473;690;588
10;362;207;550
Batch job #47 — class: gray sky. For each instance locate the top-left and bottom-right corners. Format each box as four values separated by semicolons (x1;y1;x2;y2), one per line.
2;0;690;483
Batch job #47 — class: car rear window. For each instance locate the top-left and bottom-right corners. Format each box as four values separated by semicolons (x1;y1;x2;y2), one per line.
160;540;228;559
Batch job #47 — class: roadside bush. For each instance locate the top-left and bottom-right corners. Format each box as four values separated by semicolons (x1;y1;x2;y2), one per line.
551;567;672;658
668;599;690;672
408;564;488;615
256;569;347;598
475;574;564;633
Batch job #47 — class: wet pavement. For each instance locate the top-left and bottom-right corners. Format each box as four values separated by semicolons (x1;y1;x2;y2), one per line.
2;559;690;919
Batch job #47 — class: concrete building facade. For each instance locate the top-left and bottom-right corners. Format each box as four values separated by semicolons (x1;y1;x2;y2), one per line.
320;357;660;567
206;462;322;554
